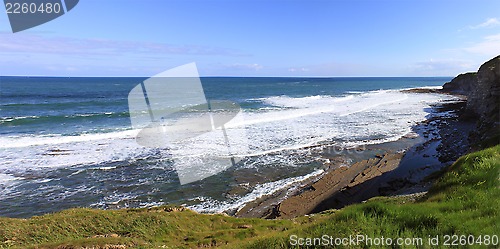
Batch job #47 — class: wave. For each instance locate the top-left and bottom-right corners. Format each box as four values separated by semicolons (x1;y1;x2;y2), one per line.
260;94;354;109
226;90;407;128
0;87;456;183
0;129;159;173
0;99;126;108
0;111;130;125
0;173;21;186
228;89;452;155
401;85;443;90
188;169;324;214
0;129;139;149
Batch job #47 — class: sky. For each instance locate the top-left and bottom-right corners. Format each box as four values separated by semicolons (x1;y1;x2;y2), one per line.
0;0;499;77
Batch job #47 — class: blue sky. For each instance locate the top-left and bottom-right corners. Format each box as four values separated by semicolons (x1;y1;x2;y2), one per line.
0;0;499;76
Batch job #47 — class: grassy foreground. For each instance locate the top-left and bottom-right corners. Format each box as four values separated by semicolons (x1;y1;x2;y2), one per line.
1;145;499;249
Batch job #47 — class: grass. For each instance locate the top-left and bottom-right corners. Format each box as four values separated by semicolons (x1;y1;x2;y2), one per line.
0;206;296;248
1;145;499;248
241;144;500;248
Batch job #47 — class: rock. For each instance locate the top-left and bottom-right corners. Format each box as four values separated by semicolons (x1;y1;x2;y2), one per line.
91;233;120;238
442;72;477;95
468;56;500;139
237;224;253;229
401;88;439;94
163;206;186;212
272;152;404;218
441;55;500;146
403;132;419;139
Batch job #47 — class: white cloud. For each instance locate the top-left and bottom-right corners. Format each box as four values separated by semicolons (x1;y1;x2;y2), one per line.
0;33;244;56
463;33;500;55
410;59;475;76
288;67;309;72
468;18;500;29
227;63;263;71
281;62;389;76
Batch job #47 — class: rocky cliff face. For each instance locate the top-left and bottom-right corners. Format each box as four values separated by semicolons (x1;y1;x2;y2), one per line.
469;56;500;128
441;55;500;146
442;72;477;95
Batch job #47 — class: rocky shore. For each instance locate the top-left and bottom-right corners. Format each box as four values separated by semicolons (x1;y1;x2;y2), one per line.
236;99;474;219
236;55;499;219
441;55;500;147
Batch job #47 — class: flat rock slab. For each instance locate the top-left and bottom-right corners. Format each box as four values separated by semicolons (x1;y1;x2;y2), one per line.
276;152;404;219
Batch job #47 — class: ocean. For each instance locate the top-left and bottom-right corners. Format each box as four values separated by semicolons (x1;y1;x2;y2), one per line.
0;76;455;217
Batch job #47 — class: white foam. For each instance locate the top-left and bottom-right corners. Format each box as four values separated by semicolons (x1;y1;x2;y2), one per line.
177;89;457;213
90;192;139;208
188;169;324;213
0;129;140;149
0;88;457;183
401;85;443;90
217;89;452;157
0;129;157;171
95;166;117;171
261;94;353;109
0;115;39;124
0;173;21;185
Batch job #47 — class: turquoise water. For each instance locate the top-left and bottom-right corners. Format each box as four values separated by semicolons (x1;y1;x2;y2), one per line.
0;77;453;217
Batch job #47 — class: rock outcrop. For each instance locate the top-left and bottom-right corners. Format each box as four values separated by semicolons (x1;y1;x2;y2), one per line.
441;55;500;146
470;56;500;130
442;72;477;95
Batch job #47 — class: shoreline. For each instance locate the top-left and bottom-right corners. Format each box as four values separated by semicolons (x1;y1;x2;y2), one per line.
235;90;474;219
0;56;496;248
0;89;472;220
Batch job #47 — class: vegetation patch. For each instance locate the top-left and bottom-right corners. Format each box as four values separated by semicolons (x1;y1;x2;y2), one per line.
1;145;498;248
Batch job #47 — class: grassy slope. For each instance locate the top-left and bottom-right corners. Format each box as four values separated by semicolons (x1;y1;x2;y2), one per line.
241;144;500;249
1;145;499;249
0;207;297;248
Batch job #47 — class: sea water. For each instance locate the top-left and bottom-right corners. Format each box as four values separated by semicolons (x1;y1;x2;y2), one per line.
0;77;454;217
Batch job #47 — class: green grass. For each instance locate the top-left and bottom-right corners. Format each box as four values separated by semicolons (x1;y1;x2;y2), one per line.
0;206;296;248
241;144;500;249
1;145;499;249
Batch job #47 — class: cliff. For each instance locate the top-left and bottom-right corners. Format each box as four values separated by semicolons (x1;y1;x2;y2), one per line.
442;72;477;95
441;55;500;146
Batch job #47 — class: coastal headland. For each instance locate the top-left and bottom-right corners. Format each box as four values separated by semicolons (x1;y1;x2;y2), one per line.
0;56;498;249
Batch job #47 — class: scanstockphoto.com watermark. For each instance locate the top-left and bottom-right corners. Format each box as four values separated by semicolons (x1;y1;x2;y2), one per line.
290;235;424;247
126;63;375;185
4;0;79;32
322;144;367;155
128;63;248;185
289;234;499;247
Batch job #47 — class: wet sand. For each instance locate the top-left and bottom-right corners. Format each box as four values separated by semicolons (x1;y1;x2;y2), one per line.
236;94;474;219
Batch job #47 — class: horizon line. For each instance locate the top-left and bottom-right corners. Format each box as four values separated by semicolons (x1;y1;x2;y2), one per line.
0;75;455;78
